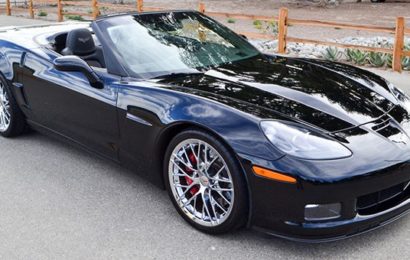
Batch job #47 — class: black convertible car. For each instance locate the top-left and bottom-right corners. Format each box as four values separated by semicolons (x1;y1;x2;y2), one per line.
1;11;410;242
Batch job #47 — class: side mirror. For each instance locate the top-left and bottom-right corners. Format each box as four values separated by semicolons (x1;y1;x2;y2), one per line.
53;56;103;89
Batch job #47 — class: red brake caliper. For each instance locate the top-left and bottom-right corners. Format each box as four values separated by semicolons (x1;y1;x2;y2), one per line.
185;152;199;195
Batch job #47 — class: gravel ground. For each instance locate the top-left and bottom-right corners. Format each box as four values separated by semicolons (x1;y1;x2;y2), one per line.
1;14;410;260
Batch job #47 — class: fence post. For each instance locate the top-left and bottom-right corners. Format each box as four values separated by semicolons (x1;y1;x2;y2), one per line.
92;0;100;20
277;8;288;54
57;0;63;22
199;2;205;13
393;17;405;72
29;0;34;19
137;0;143;12
6;0;11;16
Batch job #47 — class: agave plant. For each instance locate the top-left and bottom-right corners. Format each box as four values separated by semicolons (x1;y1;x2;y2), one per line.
383;55;410;70
368;52;386;67
403;44;410;70
402;57;410;71
322;47;342;62
345;49;368;66
385;54;393;68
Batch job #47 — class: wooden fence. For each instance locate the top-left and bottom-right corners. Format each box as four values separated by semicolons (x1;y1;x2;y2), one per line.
1;0;409;72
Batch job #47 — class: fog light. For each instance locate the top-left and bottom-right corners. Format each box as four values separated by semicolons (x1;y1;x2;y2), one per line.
304;203;341;221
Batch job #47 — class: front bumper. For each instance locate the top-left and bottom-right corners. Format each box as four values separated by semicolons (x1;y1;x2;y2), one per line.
254;197;410;243
240;156;410;242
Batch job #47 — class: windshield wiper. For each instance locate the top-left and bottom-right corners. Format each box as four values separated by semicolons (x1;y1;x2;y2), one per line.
152;71;204;79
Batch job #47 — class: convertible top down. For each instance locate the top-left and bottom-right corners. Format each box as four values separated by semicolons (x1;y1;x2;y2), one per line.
1;11;410;242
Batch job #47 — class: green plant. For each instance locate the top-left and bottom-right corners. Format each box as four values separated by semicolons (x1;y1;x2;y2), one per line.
383;54;410;70
268;20;278;34
65;14;85;21
385;54;393;68
368;52;386;67
227;18;236;24
100;6;109;14
402;57;410;71
322;47;342;62
37;10;47;17
403;44;410;70
253;20;263;30
253;20;278;35
346;49;368;66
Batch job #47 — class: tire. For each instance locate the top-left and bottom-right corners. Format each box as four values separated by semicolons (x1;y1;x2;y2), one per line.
371;0;385;3
164;129;248;234
0;75;26;137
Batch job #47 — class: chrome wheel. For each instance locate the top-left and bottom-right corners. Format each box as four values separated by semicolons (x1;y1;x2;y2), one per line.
168;139;234;227
0;81;11;132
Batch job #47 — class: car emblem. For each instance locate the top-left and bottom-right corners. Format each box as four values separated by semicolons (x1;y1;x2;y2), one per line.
78;37;91;43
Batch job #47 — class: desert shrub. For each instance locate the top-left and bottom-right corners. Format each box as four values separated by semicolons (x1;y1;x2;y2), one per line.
100;6;109;14
253;20;278;35
38;10;47;17
253;20;263;30
65;15;85;21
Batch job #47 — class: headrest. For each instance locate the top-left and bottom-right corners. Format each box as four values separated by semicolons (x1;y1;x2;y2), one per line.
64;28;96;56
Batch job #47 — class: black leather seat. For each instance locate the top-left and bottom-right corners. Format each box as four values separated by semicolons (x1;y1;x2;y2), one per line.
61;28;106;68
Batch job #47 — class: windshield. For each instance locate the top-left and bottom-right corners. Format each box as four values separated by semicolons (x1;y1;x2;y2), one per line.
98;12;260;78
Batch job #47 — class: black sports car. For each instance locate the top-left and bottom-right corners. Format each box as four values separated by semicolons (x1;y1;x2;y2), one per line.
1;11;410;242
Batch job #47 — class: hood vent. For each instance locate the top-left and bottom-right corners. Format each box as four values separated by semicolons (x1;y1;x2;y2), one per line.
368;114;402;139
371;114;391;132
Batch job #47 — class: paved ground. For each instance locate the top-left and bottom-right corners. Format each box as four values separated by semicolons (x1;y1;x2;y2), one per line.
1;14;410;260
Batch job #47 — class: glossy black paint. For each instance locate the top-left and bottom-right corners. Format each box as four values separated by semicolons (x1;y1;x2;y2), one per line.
1;13;410;242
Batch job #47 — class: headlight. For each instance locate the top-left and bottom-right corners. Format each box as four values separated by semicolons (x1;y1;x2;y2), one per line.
260;121;352;160
388;82;408;102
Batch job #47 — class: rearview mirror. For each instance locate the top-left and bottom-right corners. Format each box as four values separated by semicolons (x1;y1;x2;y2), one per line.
53;56;103;89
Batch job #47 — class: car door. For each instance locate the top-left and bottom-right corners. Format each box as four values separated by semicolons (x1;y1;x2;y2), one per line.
20;51;120;160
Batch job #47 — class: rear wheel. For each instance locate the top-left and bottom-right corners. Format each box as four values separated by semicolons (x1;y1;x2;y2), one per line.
0;76;26;137
164;129;248;234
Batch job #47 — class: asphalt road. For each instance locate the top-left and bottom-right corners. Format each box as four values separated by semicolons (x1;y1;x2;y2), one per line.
1;15;410;260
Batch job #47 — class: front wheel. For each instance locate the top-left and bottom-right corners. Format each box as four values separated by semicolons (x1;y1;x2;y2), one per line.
0;75;26;137
164;129;248;234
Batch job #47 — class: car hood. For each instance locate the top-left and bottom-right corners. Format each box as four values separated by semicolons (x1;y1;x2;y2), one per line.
156;55;401;132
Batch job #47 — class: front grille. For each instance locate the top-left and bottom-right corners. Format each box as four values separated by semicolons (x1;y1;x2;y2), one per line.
357;181;410;215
